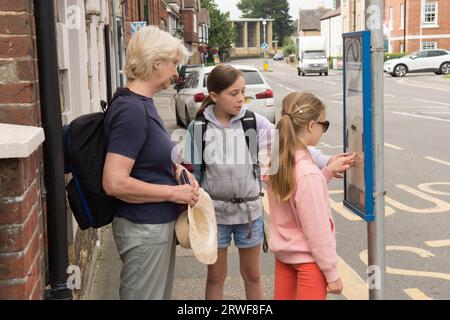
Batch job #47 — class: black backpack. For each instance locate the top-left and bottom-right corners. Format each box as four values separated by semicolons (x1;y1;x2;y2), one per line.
63;90;136;230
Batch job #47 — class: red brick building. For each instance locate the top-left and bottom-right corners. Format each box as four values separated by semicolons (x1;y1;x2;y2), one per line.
0;0;46;300
385;0;450;53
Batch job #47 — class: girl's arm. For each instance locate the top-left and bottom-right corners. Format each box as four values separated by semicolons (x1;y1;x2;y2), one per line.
295;174;340;283
307;146;331;169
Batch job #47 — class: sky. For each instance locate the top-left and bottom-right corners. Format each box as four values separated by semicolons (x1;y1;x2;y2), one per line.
216;0;334;20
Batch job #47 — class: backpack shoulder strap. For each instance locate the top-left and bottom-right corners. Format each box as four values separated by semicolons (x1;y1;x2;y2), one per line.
194;113;208;184
241;109;258;166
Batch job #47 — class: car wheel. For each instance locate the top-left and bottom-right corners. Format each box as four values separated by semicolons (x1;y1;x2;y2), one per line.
324;72;328;76
185;105;191;127
440;62;450;75
175;101;184;127
394;64;407;77
301;71;305;76
319;72;323;76
297;68;301;76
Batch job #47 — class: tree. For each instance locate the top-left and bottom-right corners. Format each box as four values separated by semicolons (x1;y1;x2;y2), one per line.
237;0;294;46
200;0;236;50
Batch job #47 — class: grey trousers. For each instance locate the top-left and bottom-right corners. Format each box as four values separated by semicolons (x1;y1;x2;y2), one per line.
112;217;176;300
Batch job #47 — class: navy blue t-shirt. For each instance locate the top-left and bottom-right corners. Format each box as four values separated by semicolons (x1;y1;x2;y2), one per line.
104;88;181;224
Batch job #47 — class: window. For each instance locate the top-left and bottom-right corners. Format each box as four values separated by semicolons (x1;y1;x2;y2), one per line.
193;14;197;34
421;42;437;50
400;4;404;29
389;7;393;31
428;50;445;57
423;1;437;25
203;70;264;87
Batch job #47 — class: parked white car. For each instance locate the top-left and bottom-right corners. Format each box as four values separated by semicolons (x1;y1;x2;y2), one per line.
384;49;450;77
174;64;275;127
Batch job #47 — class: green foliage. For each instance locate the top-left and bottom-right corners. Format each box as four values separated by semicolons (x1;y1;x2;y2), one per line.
282;37;294;56
201;0;236;49
237;0;294;46
384;52;407;61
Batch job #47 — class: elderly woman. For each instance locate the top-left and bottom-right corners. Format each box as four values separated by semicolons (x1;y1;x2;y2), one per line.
102;26;199;300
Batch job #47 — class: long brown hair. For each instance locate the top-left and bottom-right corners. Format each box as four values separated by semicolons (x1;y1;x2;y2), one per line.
196;64;244;116
269;92;326;202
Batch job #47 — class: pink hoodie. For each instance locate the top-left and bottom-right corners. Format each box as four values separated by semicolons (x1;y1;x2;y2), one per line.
263;149;340;283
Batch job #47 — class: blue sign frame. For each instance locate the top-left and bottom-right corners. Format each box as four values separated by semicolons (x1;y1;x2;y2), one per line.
342;31;374;222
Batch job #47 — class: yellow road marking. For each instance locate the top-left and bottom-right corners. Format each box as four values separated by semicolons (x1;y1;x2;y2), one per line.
338;257;368;300
404;288;433;300
360;247;450;281
385;184;450;213
425;239;450;248
425;156;450;167
329;190;395;219
418;182;450;196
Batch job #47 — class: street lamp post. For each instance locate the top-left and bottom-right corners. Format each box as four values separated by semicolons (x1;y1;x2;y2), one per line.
262;20;267;45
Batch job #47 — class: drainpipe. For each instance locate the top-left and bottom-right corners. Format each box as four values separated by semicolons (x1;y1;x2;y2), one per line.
34;0;72;300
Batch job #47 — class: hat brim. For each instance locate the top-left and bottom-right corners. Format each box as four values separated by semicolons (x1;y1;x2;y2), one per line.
188;188;217;265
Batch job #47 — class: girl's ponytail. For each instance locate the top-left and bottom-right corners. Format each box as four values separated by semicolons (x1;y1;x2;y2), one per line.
270;114;298;202
196;95;213;117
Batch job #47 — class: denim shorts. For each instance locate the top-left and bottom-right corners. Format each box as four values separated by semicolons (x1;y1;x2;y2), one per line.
217;215;264;249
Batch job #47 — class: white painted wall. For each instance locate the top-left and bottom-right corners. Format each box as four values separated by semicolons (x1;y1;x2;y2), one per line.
321;14;342;58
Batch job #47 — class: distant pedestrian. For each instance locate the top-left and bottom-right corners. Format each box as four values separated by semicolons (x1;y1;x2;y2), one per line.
263;92;355;300
102;26;199;300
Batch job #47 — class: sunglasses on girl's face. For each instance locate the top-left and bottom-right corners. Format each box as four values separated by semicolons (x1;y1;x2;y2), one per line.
316;120;330;133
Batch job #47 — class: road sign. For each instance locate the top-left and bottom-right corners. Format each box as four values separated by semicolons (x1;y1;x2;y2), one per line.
261;42;269;50
131;21;147;37
342;31;374;222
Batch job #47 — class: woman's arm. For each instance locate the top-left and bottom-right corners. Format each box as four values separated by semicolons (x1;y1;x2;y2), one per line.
103;152;198;206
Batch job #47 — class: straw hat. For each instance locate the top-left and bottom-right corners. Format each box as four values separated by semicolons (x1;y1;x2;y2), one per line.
175;188;218;265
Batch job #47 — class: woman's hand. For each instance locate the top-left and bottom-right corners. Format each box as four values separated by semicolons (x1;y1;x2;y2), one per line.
327;278;343;294
175;164;200;192
170;184;199;207
327;153;356;178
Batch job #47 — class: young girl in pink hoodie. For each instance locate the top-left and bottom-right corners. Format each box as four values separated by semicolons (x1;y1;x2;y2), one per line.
263;92;354;300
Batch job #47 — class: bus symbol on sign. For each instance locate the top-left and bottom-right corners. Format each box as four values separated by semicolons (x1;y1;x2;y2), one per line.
261;43;269;50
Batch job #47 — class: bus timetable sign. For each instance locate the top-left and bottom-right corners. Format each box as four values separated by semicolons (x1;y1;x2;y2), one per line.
342;31;375;222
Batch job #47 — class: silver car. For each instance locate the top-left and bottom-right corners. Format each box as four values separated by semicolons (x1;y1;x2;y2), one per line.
174;64;275;127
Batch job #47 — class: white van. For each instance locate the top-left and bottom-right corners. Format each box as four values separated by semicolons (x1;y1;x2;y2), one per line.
297;36;328;76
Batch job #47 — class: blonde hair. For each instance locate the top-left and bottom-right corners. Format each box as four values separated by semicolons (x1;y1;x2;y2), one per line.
123;26;191;81
269;92;326;202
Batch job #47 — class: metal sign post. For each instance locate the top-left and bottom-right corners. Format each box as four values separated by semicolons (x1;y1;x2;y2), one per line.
365;0;386;300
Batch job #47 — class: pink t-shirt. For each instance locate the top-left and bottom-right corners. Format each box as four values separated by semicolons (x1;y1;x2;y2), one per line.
263;149;340;283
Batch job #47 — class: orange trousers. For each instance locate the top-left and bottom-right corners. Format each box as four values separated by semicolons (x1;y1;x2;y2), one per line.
274;259;328;300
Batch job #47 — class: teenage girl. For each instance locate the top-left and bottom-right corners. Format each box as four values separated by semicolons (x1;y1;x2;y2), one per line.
263;92;355;300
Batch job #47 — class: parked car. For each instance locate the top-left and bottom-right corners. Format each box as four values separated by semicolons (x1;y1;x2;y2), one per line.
174;64;275;127
273;53;284;61
174;64;204;91
384;49;450;77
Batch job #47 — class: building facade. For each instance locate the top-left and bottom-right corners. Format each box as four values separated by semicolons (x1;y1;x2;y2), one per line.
230;18;274;58
321;9;342;58
385;0;450;53
0;0;210;300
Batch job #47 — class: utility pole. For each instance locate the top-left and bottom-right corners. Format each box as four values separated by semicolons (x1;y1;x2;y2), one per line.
364;0;386;300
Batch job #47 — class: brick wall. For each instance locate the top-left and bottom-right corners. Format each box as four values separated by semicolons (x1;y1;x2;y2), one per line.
0;0;46;300
386;0;450;52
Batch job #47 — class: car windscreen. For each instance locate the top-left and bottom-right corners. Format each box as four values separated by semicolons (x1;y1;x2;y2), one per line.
203;70;264;87
303;51;326;59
